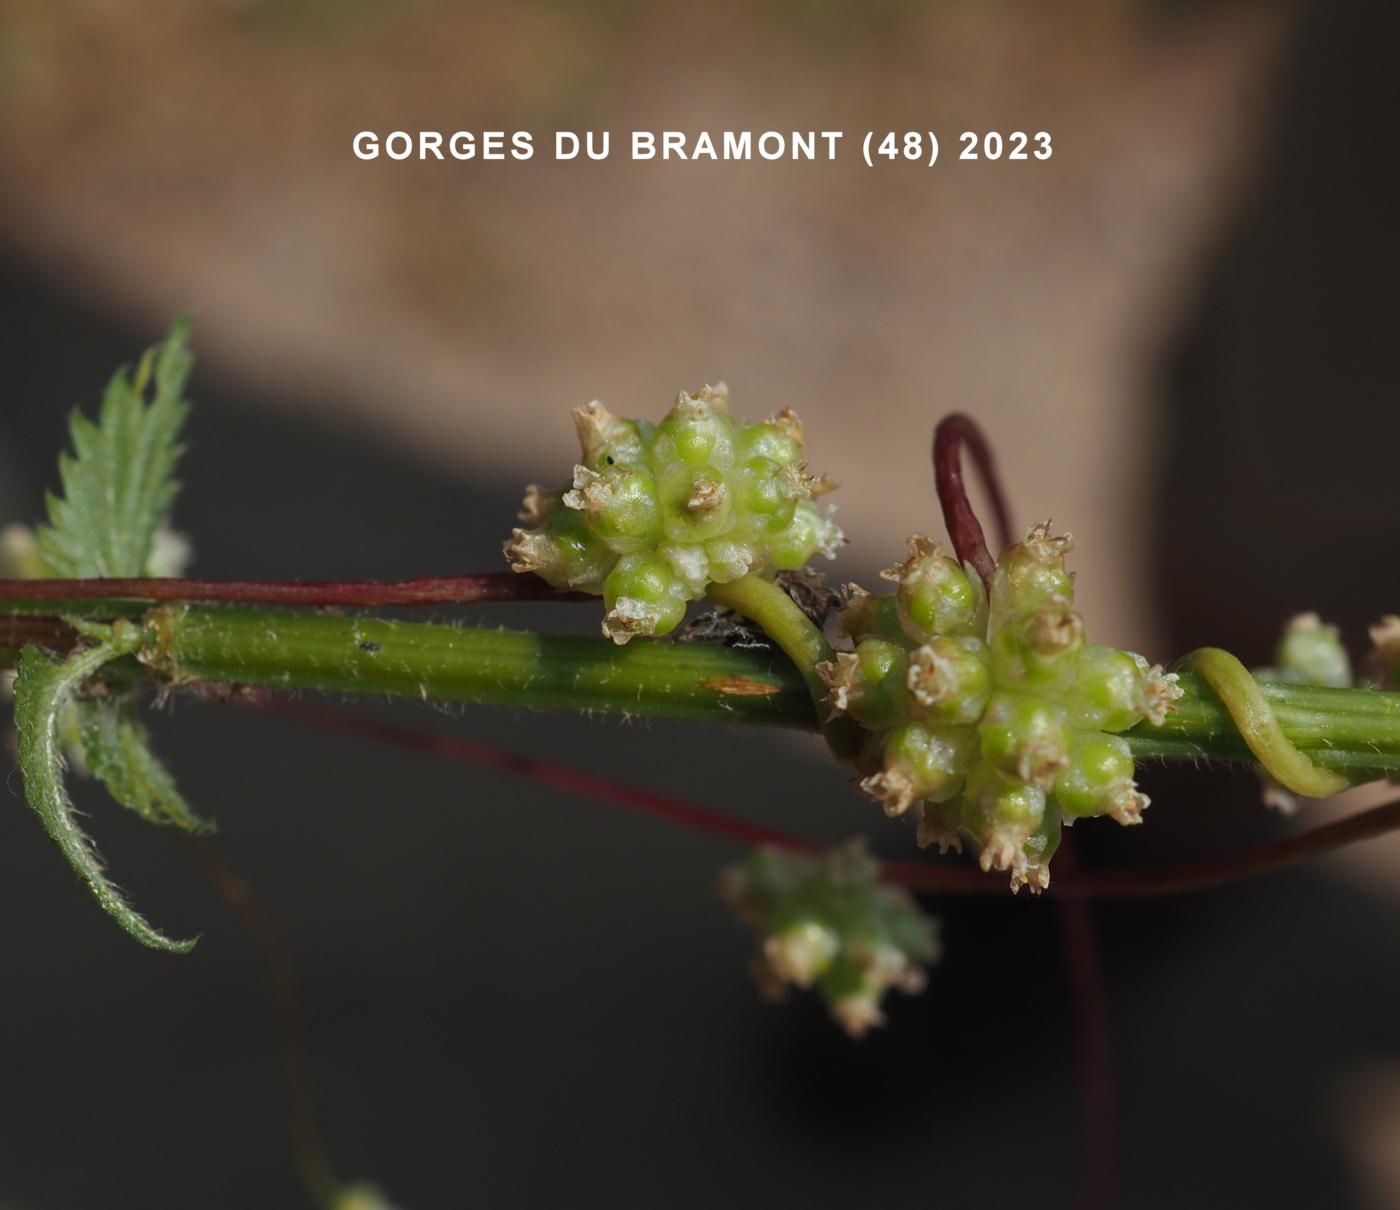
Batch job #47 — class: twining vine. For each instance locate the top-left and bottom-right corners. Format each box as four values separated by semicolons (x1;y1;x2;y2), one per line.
3;320;1399;1023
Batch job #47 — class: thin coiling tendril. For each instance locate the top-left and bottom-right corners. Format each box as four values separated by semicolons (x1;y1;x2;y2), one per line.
933;415;1345;803
932;412;1111;1210
1178;647;1349;797
932;413;1014;582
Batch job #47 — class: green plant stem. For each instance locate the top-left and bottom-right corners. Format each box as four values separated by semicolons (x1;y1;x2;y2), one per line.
704;575;832;701
6;605;1400;775
139;605;815;727
704;574;867;764
1178;648;1349;796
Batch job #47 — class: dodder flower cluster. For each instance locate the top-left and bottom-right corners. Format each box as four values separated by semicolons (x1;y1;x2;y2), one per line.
823;525;1181;892
721;840;938;1037
504;386;841;642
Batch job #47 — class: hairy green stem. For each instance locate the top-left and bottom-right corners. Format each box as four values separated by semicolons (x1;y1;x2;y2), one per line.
704;575;832;701
7;605;1400;776
704;574;867;764
140;605;815;727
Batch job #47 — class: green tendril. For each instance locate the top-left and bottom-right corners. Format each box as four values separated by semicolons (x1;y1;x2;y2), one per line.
704;573;865;763
705;574;832;701
1179;647;1349;798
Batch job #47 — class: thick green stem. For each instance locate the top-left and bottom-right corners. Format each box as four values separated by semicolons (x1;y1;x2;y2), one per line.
7;604;1400;776
140;605;815;727
704;574;868;764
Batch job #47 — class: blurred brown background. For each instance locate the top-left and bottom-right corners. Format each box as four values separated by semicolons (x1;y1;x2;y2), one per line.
1;2;1398;1208
0;0;1293;643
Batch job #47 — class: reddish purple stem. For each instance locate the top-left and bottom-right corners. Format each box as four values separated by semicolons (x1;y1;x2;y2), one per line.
935;410;1103;1205
243;694;822;854
0;615;78;650
233;691;1400;899
932;413;1014;582
1053;836;1114;1210
0;572;586;609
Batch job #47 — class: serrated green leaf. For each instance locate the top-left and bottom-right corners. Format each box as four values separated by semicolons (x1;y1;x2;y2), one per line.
35;317;193;579
75;696;213;833
13;641;195;953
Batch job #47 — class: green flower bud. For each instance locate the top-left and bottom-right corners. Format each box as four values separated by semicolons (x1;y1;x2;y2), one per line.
504;506;612;592
961;762;1049;882
819;638;909;730
573;400;648;469
989;521;1074;624
734;457;805;530
721;840;939;1037
1066;645;1179;731
822;941;926;1038
763;920;841;987
1013;805;1063;894
836;586;904;642
861;721;976;816
1054;734;1145;823
905;636;992;726
562;463;661;553
991;602;1085;690
1275;613;1352;689
658;464;733;543
704;536;758;584
978;691;1070;787
769;499;841;570
602;555;688;644
654;388;735;468
882;536;985;639
737;407;804;465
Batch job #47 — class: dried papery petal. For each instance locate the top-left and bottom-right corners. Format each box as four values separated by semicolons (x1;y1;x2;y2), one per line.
1140;665;1183;727
1371;616;1400;688
517;484;558;526
770;407;803;443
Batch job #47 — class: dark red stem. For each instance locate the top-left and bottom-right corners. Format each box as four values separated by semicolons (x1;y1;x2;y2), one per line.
0;573;587;609
241;694;822;854
932;413;1014;583
172;834;337;1202
1053;836;1114;1210
232;691;1400;900
886;797;1400;896
0;614;78;650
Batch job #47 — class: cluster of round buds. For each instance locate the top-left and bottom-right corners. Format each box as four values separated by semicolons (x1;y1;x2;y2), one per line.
503;386;842;643
720;840;939;1037
820;524;1181;892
